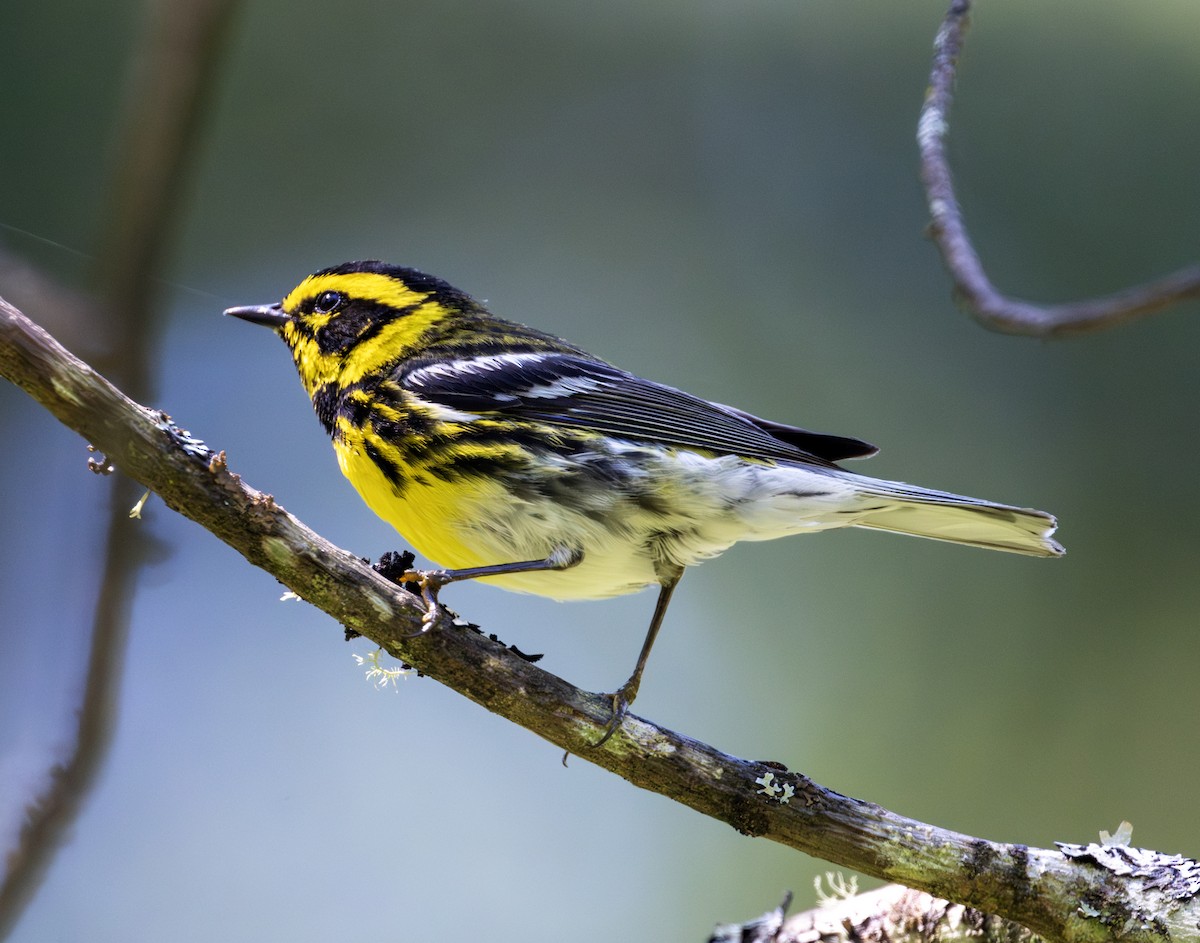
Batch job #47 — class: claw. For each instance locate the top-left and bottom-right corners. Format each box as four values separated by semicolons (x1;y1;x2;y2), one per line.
592;685;634;747
398;568;452;635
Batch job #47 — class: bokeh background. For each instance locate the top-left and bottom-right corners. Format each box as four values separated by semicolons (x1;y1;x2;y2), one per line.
3;1;1200;940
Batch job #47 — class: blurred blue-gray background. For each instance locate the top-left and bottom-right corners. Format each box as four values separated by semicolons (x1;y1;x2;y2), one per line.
3;1;1199;940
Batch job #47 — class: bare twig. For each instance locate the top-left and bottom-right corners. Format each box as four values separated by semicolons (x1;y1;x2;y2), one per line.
0;0;237;937
918;0;1200;338
4;298;1200;943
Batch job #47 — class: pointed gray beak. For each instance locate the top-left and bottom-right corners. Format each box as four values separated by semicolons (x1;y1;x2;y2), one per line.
224;303;290;328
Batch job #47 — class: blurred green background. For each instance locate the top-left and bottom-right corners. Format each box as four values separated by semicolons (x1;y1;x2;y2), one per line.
3;1;1199;940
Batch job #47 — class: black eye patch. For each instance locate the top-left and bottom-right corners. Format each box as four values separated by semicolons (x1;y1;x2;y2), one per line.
313;300;396;354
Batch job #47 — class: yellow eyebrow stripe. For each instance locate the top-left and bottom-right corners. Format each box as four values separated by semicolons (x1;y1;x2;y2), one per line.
283;271;431;313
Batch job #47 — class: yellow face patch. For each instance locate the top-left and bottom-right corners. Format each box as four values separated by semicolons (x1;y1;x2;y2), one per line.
277;271;454;393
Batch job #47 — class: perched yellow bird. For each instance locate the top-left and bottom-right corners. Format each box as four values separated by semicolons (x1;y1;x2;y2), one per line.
227;260;1062;742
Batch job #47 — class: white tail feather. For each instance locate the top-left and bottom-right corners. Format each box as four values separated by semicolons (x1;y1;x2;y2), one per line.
849;479;1063;557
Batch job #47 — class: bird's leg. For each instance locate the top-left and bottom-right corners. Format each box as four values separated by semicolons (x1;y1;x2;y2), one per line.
594;568;683;747
400;546;583;632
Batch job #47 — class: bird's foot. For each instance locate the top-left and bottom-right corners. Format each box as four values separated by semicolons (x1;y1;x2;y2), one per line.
398;567;456;633
593;681;638;748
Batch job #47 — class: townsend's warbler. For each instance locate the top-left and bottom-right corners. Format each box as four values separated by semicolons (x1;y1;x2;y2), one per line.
227;260;1062;742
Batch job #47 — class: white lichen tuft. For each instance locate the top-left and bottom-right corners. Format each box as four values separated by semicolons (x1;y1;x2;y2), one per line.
353;648;410;689
814;871;859;906
129;490;151;519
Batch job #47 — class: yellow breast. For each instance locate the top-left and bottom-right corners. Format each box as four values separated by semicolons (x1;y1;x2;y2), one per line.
334;438;504;571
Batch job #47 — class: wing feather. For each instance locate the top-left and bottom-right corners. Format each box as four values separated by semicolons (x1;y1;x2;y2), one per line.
400;353;873;465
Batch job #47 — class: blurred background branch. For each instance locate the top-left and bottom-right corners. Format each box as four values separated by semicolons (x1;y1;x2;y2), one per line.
0;0;237;937
919;0;1200;337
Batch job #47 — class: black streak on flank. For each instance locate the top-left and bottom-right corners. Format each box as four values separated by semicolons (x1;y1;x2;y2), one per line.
364;439;406;491
427;451;527;484
632;490;672;516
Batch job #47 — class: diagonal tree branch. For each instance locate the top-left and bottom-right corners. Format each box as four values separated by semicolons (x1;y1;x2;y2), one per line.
4;297;1200;943
918;0;1200;338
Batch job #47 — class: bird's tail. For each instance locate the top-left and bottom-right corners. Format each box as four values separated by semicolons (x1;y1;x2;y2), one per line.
847;477;1063;557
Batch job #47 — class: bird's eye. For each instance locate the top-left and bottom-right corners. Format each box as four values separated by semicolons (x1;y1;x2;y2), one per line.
313;290;345;314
